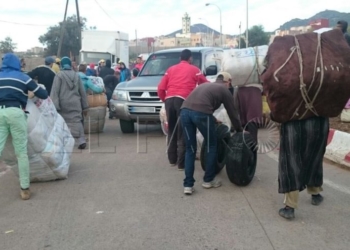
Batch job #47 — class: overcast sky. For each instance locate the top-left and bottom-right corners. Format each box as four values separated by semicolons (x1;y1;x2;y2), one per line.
0;0;349;51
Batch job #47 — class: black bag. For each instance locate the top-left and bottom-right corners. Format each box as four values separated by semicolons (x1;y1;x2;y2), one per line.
225;132;257;186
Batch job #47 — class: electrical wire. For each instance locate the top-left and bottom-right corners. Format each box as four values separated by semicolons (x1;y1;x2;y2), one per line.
93;0;118;24
0;19;49;27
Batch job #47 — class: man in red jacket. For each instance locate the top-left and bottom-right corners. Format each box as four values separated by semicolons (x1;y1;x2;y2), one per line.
157;49;208;170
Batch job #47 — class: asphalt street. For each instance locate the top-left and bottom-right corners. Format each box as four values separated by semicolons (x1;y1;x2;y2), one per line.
1;118;350;250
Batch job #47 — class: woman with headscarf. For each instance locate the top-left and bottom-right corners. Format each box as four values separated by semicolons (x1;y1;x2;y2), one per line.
119;62;131;82
78;64;104;94
50;57;89;149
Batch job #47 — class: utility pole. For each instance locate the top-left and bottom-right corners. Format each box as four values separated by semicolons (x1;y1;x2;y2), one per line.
239;22;241;49
57;0;82;59
57;0;69;57
135;29;138;56
75;0;82;54
246;0;249;48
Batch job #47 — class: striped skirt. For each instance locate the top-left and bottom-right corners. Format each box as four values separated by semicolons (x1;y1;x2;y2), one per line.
278;116;329;193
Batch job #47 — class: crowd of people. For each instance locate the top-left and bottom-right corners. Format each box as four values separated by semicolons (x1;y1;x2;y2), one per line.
0;53;144;200
157;28;349;220
1;21;349;220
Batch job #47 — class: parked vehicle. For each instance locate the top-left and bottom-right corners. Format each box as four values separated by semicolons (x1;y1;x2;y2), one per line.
79;30;129;67
109;47;223;133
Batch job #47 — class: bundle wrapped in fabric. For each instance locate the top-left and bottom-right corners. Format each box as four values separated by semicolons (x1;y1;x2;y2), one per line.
87;93;108;107
86;76;108;107
0;97;75;182
84;106;107;134
221;45;268;87
88;76;105;89
261;29;350;123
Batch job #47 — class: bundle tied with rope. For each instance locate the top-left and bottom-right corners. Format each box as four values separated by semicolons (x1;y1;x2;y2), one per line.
261;29;350;124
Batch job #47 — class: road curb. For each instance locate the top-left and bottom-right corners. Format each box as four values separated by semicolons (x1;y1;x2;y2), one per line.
325;129;350;169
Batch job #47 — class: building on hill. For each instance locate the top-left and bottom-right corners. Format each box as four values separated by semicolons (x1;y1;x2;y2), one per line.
275;18;330;37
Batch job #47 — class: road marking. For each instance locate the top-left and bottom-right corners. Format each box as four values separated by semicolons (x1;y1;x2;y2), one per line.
266;152;350;196
323;179;350;195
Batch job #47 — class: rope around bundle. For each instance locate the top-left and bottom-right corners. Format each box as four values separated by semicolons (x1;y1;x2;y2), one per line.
272;33;325;120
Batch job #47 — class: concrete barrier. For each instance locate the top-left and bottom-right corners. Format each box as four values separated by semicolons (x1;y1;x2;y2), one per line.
325;129;350;168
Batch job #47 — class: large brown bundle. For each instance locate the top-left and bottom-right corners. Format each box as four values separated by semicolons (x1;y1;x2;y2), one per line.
261;29;350;123
87;93;107;108
84;106;107;134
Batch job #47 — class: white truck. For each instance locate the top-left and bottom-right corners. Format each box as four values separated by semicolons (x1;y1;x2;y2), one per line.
79;30;129;67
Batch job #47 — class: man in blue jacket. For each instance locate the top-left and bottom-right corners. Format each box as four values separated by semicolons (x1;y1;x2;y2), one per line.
0;53;48;200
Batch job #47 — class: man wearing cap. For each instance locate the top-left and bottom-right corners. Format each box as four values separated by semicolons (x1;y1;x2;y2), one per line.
336;20;350;46
180;72;243;195
27;56;56;95
0;53;48;200
157;49;208;171
97;59;105;76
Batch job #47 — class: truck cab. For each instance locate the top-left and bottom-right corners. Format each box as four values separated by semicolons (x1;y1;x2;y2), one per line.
110;47;223;133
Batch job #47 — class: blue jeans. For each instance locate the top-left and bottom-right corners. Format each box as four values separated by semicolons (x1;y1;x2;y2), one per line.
180;108;217;187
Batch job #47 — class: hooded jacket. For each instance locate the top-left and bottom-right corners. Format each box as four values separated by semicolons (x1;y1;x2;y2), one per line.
86;63;97;76
99;59;115;79
0;53;48;108
27;63;56;95
338;20;350;46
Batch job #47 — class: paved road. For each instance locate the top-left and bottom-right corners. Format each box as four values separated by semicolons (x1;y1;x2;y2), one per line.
1;119;350;250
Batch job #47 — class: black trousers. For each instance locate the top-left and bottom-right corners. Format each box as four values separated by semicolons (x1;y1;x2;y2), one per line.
165;97;185;168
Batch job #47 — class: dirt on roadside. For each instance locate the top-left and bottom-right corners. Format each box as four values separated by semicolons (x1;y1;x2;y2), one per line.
329;116;350;133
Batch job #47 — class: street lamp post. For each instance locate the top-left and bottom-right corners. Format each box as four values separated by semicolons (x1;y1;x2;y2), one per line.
246;0;249;48
205;3;222;47
199;18;210;46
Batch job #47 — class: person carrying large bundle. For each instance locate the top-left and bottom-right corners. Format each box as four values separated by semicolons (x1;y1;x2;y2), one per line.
50;57;89;149
261;29;350;219
0;53;48;200
221;46;268;145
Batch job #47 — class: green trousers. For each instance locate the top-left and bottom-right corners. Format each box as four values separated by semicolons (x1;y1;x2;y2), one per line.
0;107;29;189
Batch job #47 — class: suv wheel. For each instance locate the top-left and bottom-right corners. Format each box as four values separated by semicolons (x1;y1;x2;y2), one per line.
120;119;135;133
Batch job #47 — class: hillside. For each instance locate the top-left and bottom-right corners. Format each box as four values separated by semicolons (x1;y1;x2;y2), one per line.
279;10;350;30
166;23;220;37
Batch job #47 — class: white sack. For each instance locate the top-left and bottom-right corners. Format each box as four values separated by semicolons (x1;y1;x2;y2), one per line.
221;45;268;87
0;97;75;182
88;76;105;89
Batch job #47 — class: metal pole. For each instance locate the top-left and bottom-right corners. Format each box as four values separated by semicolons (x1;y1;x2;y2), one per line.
239;22;241;49
246;0;249;48
205;4;222;47
219;9;222;47
135;29;138;55
57;0;69;57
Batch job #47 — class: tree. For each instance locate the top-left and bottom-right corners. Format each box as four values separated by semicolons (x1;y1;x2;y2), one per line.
0;37;17;53
39;15;87;57
238;37;246;48
245;25;270;47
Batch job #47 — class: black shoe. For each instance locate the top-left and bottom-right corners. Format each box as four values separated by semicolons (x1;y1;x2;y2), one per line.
78;143;86;150
311;194;324;206
279;206;295;219
178;167;184;171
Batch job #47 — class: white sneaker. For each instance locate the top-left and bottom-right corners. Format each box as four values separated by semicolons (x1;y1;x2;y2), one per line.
202;179;222;189
184;187;194;195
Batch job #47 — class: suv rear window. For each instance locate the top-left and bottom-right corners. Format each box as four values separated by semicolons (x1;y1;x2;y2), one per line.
139;52;201;76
